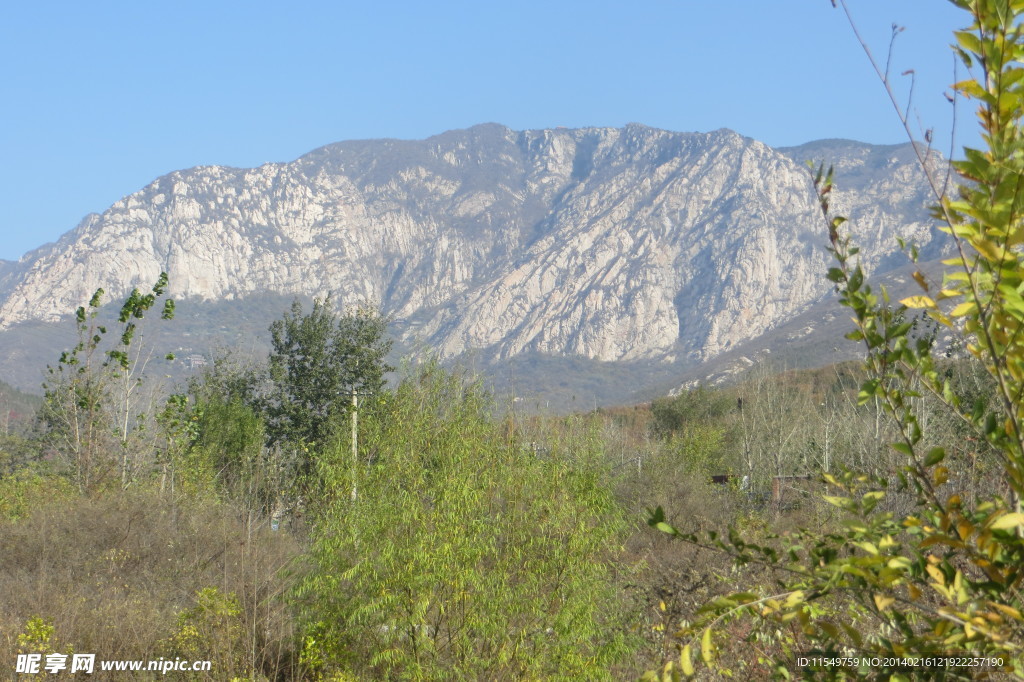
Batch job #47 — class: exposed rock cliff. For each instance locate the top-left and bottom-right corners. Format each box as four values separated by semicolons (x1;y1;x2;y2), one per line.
0;124;943;369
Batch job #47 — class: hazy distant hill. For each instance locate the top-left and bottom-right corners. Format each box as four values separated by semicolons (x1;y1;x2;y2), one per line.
0;378;42;432
0;125;947;403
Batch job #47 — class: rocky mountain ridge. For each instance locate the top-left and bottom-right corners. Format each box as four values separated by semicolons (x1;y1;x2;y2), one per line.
0;124;947;395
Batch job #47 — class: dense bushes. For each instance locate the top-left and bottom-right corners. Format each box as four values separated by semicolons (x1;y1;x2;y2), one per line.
2;348;1004;679
297;365;639;680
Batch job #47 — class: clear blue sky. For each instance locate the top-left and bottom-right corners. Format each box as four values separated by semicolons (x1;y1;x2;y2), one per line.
1;1;974;262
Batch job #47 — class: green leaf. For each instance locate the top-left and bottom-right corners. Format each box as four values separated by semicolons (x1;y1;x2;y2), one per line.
891;442;914;457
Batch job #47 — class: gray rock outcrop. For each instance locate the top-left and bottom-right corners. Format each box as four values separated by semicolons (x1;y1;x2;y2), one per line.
0;124;944;368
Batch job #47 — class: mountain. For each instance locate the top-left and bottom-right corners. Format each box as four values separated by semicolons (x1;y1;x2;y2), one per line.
0;124;947;401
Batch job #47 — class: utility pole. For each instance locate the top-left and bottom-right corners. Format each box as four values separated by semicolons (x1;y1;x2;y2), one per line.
351;384;358;502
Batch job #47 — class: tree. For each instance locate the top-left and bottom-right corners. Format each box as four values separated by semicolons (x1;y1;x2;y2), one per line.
264;298;392;459
296;365;637;680
183;351;283;515
39;274;175;491
647;1;1024;678
650;386;734;441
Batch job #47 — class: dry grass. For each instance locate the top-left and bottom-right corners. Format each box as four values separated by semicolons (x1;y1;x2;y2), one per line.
0;485;306;680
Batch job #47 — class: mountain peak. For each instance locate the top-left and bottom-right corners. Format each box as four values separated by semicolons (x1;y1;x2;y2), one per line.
0;126;941;386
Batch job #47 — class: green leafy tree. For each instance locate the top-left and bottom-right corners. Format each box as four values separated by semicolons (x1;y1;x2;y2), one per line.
651;386;735;440
170;352;302;527
39;274;175;491
296;365;637;681
264;298;392;461
647;1;1024;678
192;395;298;529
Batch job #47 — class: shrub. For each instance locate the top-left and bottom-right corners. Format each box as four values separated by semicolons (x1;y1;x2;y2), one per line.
296;364;638;680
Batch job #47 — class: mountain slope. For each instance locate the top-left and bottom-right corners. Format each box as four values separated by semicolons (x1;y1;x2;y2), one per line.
0;124;945;396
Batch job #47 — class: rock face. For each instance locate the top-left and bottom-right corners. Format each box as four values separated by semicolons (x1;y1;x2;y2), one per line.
0;124;943;367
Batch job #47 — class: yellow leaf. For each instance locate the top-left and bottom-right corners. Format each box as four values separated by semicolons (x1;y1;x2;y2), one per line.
784;591;805;608
972;239;1006;262
680;645;694;677
990;512;1024;530
990;602;1024;620
855;541;879;555
900;295;936;309
823;495;850;508
950;301;976;317
701;628;714;665
874;593;896;611
954;571;966;604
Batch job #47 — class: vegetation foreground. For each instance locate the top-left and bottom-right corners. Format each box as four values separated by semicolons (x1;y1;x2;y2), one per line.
0;293;1004;680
